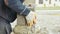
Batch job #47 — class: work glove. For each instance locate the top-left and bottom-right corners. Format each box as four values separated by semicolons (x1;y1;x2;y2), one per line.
25;11;37;27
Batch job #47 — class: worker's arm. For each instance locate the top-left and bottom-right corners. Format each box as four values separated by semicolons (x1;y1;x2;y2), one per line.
4;0;30;16
4;0;37;26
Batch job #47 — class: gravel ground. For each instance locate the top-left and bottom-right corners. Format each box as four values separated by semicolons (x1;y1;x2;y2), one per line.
35;10;60;34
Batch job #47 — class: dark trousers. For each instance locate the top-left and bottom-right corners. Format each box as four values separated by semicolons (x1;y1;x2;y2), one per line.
0;17;12;34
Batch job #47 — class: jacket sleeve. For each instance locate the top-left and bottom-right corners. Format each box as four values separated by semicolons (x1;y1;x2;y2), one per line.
6;0;30;16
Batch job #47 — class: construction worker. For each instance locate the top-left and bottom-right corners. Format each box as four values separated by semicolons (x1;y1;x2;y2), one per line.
0;0;36;34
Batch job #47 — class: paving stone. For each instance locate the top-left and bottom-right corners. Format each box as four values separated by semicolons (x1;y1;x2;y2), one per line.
13;25;33;34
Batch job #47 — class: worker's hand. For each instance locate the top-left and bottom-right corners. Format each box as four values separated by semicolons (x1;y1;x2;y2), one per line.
25;11;37;27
